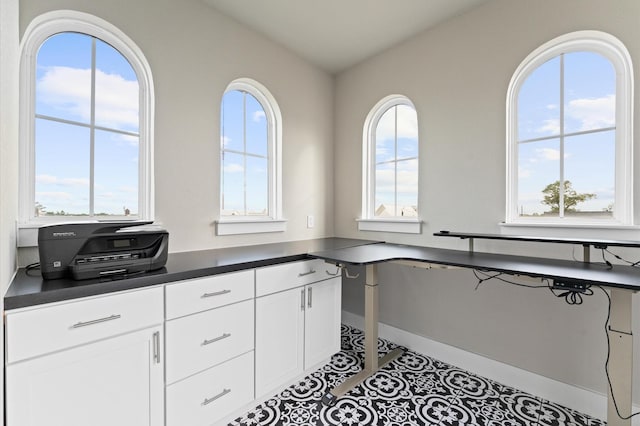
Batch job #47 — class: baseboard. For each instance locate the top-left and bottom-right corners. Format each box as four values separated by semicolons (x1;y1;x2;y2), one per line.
342;310;640;424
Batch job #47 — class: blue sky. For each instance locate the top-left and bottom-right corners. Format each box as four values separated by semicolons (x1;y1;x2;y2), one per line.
374;104;419;216
220;90;269;216
35;33;615;219
517;51;616;216
35;32;139;216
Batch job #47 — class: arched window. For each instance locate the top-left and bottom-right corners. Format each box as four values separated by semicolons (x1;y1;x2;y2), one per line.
19;10;154;227
217;78;284;235
506;31;633;226
359;95;420;234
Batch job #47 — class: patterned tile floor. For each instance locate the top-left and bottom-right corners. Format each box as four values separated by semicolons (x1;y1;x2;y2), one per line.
230;324;605;425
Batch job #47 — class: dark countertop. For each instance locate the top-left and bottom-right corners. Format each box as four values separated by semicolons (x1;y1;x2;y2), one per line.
5;238;377;310
311;243;640;291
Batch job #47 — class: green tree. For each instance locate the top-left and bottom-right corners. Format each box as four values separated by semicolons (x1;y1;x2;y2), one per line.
541;180;596;212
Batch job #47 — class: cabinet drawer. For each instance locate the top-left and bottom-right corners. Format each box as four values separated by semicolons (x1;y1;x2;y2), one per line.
256;259;332;296
165;299;254;384
166;351;254;426
165;270;254;319
6;287;163;363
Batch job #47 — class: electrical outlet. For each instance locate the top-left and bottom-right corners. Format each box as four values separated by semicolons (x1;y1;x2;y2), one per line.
307;215;314;228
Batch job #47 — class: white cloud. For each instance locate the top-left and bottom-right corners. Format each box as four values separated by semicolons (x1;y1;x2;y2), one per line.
224;163;244;173
376;105;418;142
536;147;560;161
375;168;418;194
537;118;560;135
566;94;615;131
36;191;73;199
221;135;231;146
38;66;139;131
252;110;266;122
36;174;89;187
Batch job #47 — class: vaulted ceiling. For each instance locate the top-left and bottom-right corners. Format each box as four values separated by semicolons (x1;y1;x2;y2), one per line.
204;0;489;73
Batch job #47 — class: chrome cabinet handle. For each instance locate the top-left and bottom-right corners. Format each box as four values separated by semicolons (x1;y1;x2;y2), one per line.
71;314;121;329
298;269;316;277
153;331;161;364
202;388;231;406
201;289;231;298
300;289;305;311
307;287;313;308
201;332;231;346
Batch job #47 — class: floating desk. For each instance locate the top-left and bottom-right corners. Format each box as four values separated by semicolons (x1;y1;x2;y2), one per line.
310;237;640;426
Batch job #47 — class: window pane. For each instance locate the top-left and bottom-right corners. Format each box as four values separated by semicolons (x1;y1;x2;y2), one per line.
36;32;92;124
564;130;614;218
396;158;418;217
517;139;560;217
35;118;90;216
518;56;560;141
375;162;396;217
375;107;396;164
246;156;268;215
396;104;418;160
221;151;245;216
95;39;140;133
94;130;139;216
245;93;268;157
221;90;245;153
564;52;615;134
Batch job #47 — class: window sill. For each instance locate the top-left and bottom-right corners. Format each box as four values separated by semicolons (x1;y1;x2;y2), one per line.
216;218;287;236
357;218;422;234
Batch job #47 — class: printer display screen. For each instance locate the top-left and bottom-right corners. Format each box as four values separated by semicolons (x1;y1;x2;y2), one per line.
110;238;135;249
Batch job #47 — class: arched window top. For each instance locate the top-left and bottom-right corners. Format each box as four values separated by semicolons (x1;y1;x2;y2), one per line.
19;10;154;228
217;77;284;235
359;94;421;234
506;31;633;226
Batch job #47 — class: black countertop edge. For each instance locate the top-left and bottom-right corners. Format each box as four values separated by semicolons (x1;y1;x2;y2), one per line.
5;237;379;311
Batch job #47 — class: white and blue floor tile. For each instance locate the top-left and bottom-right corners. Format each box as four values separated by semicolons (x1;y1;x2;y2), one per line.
230;325;605;425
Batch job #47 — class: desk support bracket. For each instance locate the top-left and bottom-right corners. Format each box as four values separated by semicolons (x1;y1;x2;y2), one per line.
607;288;634;426
323;263;403;405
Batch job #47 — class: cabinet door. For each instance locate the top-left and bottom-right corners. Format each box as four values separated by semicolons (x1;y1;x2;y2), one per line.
6;326;163;426
304;277;342;369
255;287;305;398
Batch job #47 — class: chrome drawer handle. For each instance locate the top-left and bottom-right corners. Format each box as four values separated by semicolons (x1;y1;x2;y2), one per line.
71;314;121;329
201;289;231;298
298;269;316;277
202;388;231;406
201;333;231;346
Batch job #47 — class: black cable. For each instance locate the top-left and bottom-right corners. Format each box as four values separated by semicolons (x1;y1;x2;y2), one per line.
472;269;548;290
601;249;613;270
25;262;41;277
473;269;640;420
603;248;640;268
594;285;640;421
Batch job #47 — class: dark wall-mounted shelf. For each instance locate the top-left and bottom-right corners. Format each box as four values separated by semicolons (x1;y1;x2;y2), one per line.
434;231;640;249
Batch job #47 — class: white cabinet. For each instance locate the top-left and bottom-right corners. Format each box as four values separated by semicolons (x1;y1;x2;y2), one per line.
5;287;164;426
304;278;342;368
255;260;341;398
165;270;255;426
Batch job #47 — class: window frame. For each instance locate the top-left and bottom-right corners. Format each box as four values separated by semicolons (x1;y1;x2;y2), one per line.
216;78;284;235
505;30;634;227
358;94;421;234
18;10;155;244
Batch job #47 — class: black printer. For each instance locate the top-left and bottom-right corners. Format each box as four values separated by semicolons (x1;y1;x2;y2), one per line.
38;221;169;280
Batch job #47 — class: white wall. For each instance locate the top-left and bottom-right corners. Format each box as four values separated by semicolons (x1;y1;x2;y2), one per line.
18;0;335;263
335;0;640;403
0;0;19;423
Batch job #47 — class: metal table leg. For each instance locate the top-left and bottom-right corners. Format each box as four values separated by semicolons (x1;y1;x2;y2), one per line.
607;288;634;426
322;263;403;405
